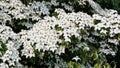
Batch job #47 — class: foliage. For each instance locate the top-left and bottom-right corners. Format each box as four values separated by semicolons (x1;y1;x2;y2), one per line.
95;0;120;13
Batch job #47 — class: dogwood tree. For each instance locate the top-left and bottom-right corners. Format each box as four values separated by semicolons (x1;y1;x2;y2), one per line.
0;0;119;68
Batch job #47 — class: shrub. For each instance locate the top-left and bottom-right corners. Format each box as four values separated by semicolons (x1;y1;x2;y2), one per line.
0;0;119;68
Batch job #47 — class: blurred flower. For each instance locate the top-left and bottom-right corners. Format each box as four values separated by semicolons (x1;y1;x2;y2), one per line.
72;56;81;62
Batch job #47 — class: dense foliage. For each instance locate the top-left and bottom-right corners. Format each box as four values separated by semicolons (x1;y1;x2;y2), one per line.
95;0;120;13
0;0;120;68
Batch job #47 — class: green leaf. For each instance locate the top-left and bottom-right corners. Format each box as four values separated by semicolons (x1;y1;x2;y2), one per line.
93;19;101;25
68;61;81;68
94;63;101;68
0;40;8;55
92;52;98;60
118;34;120;41
0;41;2;45
52;12;59;18
74;62;81;68
68;61;74;68
55;24;62;31
104;63;111;68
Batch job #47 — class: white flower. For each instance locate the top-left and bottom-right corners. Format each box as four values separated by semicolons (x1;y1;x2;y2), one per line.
0;63;9;68
108;39;119;45
50;0;59;6
84;47;90;51
72;56;81;62
61;3;74;11
100;29;107;34
56;46;65;55
21;41;35;58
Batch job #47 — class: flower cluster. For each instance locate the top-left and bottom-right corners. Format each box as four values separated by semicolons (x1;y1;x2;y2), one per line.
0;0;120;68
0;25;21;67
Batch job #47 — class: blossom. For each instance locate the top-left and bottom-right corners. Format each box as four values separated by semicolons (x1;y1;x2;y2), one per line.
0;63;9;68
100;29;107;34
84;47;90;51
108;39;119;45
72;56;81;62
19;19;61;55
61;3;74;11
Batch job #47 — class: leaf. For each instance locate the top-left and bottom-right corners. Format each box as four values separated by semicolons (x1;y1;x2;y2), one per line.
68;61;74;68
55;24;62;31
68;61;81;68
93;19;101;25
52;12;59;18
0;40;8;55
92;52;98;60
94;63;101;68
104;63;111;68
74;63;81;68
